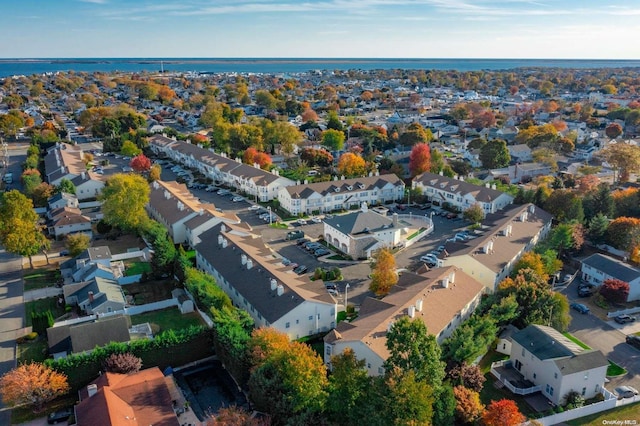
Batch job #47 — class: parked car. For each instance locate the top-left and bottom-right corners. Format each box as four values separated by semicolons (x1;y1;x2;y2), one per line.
305;243;323;252
289;262;299;270
325;283;337;290
314;248;330;257
296;238;310;246
248;205;261;211
396;204;407;211
286;230;305;241
48;408;73;424
578;286;595;297
615;314;636;324
293;265;308;275
626;335;640;349
446;213;458;219
420;254;438;263
281;258;291;266
232;196;244;202
311;216;322;223
297;219;308;225
434;245;446;253
615;386;639;399
570;303;590;314
325;214;334;219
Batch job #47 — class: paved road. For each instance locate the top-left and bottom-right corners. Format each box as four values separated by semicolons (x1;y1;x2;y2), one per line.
561;283;640;391
0;248;25;425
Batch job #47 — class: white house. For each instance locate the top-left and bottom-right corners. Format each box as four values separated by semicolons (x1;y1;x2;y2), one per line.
324;267;485;376
412;172;513;214
195;223;337;340
48;192;79;210
148;134;294;201
146;180;239;245
278;174;405;215
47;207;92;239
323;205;406;259
43;143;105;200
493;325;608;406
580;253;640;302
440;203;553;292
507;144;532;162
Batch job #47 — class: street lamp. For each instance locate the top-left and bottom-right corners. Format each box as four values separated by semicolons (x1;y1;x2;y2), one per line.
344;283;350;311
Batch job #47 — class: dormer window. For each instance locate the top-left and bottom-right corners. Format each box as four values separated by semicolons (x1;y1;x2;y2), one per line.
358;184;365;189
335;187;340;192
347;185;353;191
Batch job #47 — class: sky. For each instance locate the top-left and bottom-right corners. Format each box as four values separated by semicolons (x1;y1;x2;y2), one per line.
2;0;640;59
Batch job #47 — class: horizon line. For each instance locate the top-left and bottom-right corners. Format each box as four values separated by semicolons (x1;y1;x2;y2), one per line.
0;57;639;61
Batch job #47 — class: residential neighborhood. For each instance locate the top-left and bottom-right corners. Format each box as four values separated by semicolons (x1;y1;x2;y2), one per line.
0;64;640;426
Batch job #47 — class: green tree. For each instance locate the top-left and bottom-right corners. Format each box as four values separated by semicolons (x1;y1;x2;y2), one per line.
326;348;371;426
326;110;344;131
65;233;91;257
587;213;610;244
385;316;445;388
462;203;484;224
605;217;640;251
382;369;434;425
399;122;433;146
583;183;614;221
57;178;76;195
0;190;50;268
441;315;497;365
21;170;42;197
598;143;640;182
322;128;346;151
479;139;510;169
99;173;150;232
120;140;142;157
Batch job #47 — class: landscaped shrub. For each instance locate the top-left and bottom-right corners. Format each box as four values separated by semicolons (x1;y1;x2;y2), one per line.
103;353;143;374
25;332;38;341
31;311;54;335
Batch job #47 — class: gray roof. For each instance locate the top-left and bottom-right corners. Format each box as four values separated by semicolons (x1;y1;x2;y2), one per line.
413;172;507;203
47;315;131;354
553;350;608;375
512;324;583;360
284;174;404;199
324;210;394;235
195;224;334;323
582;253;640;283
87;246;112;262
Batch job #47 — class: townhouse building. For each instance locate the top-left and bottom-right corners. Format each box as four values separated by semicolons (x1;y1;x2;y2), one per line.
195;224;337;340
581;253;640;302
439;203;553;292
324;267;484;376
412;172;513;214
278;174;404;215
148;134;294;201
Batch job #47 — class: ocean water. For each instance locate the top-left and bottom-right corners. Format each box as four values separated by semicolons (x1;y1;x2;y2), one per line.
0;58;639;78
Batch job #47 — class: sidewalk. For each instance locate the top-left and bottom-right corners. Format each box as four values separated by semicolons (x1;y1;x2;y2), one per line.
23;287;63;302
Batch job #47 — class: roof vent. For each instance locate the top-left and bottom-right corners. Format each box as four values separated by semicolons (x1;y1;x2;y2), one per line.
408;305;416;318
241;254;247;265
246;259;253;270
222;238;228;249
87;384;98;398
276;284;284;296
270;278;278;291
529;205;536;214
218;234;223;246
415;299;423;312
441;277;450;288
164;190;171;199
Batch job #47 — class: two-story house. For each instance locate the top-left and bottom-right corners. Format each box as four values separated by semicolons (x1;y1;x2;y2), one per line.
324;267;484;376
581;253;640;302
439;203;553;292
412;172;513;214
492;325;608;406
195;223;338;339
277;174;405;215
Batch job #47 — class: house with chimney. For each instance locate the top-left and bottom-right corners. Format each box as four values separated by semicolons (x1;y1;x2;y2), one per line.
146;179;239;245
148;134;295;201
324;267;484;376
439;203;553;292
277;174;405;215
412;172;513;214
46;314;132;357
74;367;180;426
194;223;337;339
47;192;79;210
60;246;118;283
323;204;408;259
491;325;608;405
63;277;126;315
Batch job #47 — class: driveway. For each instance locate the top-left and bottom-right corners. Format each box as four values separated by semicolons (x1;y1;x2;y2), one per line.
0;248;25;425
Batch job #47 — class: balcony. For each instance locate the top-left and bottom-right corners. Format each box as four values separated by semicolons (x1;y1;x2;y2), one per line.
491;360;541;396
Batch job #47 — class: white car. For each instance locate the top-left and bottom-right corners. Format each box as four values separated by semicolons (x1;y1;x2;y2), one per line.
311;217;322;223
297;219;308;225
232;196;244;202
248;205;261;211
420;254;438;263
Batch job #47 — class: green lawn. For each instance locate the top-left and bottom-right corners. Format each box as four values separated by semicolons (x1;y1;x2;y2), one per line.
129;307;204;332
562;332;591;349
480;374;537;419
478;349;509;374
270;222;289;229
125;261;152;276
23;268;61;291
566;402;640;425
25;298;66;327
17;338;49;363
607;360;626;377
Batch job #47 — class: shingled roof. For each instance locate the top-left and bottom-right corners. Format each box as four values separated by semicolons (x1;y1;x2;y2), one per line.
582;253;640;283
413;171;505;202
283;174;403;199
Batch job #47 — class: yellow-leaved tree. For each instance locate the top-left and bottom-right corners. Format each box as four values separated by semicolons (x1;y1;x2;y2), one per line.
369;247;398;296
0;363;69;412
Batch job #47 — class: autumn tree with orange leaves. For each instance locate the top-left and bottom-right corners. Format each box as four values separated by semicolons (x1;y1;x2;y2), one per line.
0;363;69;412
337;152;366;178
482;399;525;426
370;247;398;296
243;147;272;170
409;143;431;177
453;385;485;424
130;154;152;173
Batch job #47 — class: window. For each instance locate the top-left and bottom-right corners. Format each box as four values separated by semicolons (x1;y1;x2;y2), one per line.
533;373;536;379
285;322;290;329
582;387;586;396
545;385;554;396
522;348;525;357
367;363;371;369
296;319;299;324
326;346;332;356
378;367;384;374
554;373;557;379
309;315;313;320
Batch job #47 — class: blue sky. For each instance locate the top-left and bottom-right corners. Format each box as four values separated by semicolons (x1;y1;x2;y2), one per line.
2;0;640;58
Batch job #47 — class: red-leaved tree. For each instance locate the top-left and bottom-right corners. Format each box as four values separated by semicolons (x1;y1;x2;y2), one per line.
605;122;623;139
409;143;431;177
243;147;272;170
130;154;152;173
482;399;525;426
599;278;630;304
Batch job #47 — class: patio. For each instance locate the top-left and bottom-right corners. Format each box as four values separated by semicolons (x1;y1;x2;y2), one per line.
491;360;541;395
